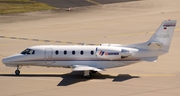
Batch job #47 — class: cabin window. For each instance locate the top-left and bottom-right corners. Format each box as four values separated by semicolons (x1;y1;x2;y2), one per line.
80;50;83;55
55;50;59;55
72;50;75;55
64;50;67;55
90;50;94;55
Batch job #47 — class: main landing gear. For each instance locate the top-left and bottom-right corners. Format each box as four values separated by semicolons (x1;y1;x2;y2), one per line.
84;70;97;78
15;65;21;75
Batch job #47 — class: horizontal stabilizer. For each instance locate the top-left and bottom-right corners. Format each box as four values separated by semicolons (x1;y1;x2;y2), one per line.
72;65;104;71
141;57;158;62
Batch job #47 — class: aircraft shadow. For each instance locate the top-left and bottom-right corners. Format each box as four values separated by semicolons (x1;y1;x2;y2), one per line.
35;0;141;8
0;72;139;86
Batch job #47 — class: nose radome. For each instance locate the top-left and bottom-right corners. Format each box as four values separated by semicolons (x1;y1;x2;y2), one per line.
2;58;10;64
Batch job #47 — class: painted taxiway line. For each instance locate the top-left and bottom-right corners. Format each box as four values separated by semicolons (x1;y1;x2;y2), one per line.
50;27;180;41
0;35;96;45
0;28;179;46
107;28;180;38
107;73;177;77
0;72;177;77
129;74;177;77
0;42;38;47
86;0;102;6
80;28;180;40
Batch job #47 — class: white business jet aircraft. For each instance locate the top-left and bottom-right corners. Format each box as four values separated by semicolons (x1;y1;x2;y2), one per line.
2;20;176;78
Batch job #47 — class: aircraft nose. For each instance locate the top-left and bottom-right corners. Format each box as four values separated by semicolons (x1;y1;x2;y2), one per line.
2;58;10;64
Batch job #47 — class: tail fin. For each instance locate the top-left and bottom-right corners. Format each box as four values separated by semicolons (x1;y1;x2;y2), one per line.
147;20;176;51
125;20;177;55
124;20;176;62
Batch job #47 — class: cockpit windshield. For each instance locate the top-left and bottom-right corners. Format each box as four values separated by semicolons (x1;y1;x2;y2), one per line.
21;48;35;55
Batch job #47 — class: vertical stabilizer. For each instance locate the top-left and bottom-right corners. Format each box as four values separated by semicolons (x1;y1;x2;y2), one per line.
147;20;176;51
126;20;176;52
125;20;177;60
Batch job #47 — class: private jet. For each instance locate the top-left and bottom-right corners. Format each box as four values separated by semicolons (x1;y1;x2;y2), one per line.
2;20;176;78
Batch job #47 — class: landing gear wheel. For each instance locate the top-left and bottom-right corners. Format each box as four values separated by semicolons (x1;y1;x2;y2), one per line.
15;70;20;75
84;70;92;79
15;65;21;76
85;72;92;78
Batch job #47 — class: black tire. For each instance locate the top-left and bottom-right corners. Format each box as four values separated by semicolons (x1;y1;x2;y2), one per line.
15;70;20;75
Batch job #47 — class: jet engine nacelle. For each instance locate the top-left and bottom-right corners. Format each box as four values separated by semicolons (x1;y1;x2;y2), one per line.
96;47;134;60
96;47;121;60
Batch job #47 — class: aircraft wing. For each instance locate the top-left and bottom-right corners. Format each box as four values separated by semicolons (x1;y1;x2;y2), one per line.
141;56;158;62
71;65;104;71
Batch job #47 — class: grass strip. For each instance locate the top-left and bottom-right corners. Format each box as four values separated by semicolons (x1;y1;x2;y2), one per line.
0;0;55;14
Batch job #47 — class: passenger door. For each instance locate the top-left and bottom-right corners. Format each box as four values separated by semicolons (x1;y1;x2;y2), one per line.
45;48;53;64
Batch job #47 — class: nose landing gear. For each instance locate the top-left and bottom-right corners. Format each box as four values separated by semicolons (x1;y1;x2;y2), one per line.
15;69;20;75
15;65;21;75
